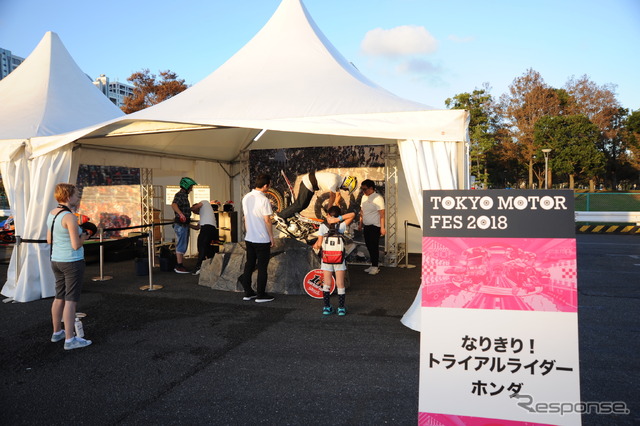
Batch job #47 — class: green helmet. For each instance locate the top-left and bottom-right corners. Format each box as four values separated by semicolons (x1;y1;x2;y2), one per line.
180;177;197;191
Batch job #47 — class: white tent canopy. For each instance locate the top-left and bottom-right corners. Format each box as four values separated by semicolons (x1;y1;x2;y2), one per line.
3;0;469;306
28;0;467;161
0;31;123;143
0;31;123;302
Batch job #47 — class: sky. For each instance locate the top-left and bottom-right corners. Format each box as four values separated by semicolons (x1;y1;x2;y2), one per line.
1;0;639;111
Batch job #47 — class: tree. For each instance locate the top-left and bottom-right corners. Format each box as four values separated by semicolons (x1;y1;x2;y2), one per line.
499;69;569;188
621;109;640;187
564;75;628;189
122;69;188;114
534;115;604;190
445;83;500;188
626;110;640;169
628;109;640;135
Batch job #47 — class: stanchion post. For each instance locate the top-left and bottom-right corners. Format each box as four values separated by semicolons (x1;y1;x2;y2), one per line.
404;220;408;267
92;227;113;281
150;226;157;268
398;220;416;269
15;236;22;282
140;227;162;291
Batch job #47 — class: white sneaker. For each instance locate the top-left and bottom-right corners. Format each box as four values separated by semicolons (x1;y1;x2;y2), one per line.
51;330;66;343
368;266;380;275
64;336;92;350
363;266;373;273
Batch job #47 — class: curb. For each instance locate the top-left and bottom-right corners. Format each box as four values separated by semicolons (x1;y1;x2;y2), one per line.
576;224;640;234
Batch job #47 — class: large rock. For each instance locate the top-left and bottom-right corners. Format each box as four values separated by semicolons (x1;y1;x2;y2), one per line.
198;238;349;295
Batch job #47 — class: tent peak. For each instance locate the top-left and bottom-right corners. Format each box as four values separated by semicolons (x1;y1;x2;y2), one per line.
130;0;430;122
0;31;123;139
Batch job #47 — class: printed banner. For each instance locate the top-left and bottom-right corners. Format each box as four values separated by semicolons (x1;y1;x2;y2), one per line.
418;190;581;426
422;190;575;238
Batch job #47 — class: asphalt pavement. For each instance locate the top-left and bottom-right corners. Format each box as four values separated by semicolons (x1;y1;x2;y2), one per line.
0;234;638;425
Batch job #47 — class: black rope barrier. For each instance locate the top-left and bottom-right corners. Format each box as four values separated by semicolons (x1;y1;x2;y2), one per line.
98;221;175;233
5;220;180;293
9;221;176;246
14;238;45;243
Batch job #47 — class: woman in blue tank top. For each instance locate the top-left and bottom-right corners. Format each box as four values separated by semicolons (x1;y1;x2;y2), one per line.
46;183;92;350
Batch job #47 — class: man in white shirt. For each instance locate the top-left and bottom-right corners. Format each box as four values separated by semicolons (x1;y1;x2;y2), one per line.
241;174;275;303
190;200;218;275
276;171;358;221
359;179;386;275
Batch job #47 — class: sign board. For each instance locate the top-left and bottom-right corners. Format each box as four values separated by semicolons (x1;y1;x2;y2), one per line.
166;185;210;206
165;186;180;205
192;185;210;203
419;190;581;425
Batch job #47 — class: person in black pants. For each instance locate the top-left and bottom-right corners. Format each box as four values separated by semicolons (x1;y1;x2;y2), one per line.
190;200;219;275
359;179;386;275
240;174;275;303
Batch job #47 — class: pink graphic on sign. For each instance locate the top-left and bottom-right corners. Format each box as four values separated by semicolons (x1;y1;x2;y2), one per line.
421;237;577;313
418;412;554;426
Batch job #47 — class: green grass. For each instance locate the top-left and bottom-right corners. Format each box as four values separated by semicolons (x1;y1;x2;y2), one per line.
574;193;640;211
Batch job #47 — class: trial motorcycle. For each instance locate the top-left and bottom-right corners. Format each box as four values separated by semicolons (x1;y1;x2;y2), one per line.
274;213;323;244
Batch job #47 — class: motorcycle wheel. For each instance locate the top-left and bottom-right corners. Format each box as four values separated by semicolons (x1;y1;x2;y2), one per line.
265;188;285;213
313;192;350;219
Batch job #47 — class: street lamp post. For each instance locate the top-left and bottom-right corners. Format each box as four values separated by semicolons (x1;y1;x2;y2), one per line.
542;149;552;189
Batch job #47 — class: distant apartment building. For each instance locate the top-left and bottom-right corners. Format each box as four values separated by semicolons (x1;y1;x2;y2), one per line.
0;48;25;79
93;74;134;108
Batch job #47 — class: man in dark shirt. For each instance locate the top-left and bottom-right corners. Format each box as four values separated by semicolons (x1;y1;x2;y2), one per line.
171;177;197;273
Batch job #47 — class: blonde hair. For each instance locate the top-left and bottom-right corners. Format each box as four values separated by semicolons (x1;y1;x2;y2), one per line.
54;183;77;203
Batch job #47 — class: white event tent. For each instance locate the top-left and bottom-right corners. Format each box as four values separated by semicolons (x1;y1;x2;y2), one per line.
2;0;469;329
0;31;124;303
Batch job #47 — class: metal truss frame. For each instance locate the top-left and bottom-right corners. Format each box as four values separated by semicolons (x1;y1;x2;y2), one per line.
384;143;401;267
140;168;153;234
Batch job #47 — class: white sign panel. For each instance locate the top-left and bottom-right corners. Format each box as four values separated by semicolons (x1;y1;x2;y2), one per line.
420;309;581;425
166;185;180;205
419;190;581;426
192;185;210;203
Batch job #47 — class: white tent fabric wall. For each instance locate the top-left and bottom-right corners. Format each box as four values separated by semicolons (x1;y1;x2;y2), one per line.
0;139;27;163
0;144;30;225
0;31;123;302
397;139;466;331
398;139;462;230
2;147;73;302
194;160;233;203
0;145;32;301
